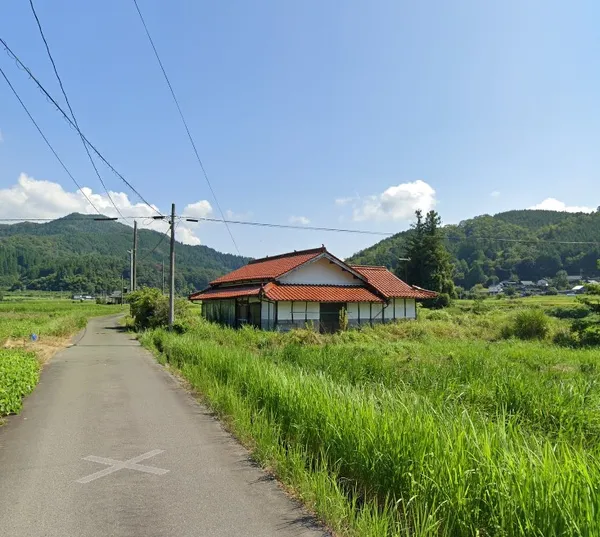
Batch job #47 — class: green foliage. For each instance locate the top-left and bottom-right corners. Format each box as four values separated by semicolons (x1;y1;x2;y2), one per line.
338;307;349;332
0;213;248;294
502;309;550;340
348;210;600;288
547;305;591;319
553;270;570;290
579;325;600;347
128;287;192;330
404;210;455;303
0;300;126;343
141;308;600;536
546;286;558;295
0;350;39;416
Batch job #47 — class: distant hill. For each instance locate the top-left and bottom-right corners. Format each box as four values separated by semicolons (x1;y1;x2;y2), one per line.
0;214;249;294
347;209;600;289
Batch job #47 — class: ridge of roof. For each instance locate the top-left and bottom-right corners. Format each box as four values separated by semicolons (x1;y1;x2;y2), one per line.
248;246;326;265
349;265;389;270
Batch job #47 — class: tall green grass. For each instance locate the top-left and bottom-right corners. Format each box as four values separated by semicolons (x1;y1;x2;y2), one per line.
143;323;600;536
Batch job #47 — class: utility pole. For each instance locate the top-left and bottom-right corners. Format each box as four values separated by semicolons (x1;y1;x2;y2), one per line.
128;250;134;293
132;220;138;291
168;203;176;329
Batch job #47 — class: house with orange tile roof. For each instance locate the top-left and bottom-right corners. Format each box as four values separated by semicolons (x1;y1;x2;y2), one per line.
189;246;436;332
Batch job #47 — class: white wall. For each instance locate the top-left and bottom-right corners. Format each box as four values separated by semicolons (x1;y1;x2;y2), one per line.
406;299;416;318
279;257;359;285
278;301;292;321
382;301;392;320
292;301;320;321
261;300;273;321
347;302;359;320
371;303;383;320
276;301;320;321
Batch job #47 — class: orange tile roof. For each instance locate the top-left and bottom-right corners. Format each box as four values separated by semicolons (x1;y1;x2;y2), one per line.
189;285;262;301
263;283;383;303
351;265;437;299
210;247;325;285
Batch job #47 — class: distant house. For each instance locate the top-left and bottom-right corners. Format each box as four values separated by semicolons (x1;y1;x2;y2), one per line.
189;246;437;332
488;284;503;295
537;279;550;287
572;285;586;294
521;281;536;287
567;275;582;283
106;291;124;305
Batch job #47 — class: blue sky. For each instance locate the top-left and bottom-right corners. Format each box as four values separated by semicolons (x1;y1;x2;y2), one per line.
1;0;599;258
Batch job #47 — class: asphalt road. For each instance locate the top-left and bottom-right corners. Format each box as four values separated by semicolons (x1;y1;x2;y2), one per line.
0;315;327;537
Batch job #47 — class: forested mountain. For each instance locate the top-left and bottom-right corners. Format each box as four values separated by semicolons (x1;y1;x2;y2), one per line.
0;214;248;294
347;209;600;289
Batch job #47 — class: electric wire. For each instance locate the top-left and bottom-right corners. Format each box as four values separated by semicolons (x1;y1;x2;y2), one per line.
0;36;162;217
28;0;126;221
138;226;171;262
2;214;598;246
0;65;101;214
131;0;240;254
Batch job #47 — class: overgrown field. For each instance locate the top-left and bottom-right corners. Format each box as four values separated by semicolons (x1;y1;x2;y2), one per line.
0;300;125;343
141;300;600;536
0;300;125;417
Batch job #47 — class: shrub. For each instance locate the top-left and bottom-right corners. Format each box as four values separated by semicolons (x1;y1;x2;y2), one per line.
503;309;550;340
128;287;191;330
579;326;600;347
426;292;451;309
552;328;579;347
547;306;590;319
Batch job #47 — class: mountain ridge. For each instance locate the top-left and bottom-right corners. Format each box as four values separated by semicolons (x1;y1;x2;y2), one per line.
0;214;249;294
346;209;600;288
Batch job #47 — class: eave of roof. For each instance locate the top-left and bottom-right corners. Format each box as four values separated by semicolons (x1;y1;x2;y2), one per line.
189;285;262;301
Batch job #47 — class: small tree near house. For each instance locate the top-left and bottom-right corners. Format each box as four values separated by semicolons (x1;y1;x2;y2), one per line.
404;210;456;308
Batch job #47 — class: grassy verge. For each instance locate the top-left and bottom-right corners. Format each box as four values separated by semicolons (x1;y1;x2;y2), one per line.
141;313;600;537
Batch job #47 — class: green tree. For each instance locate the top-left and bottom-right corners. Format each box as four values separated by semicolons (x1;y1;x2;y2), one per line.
404;210;455;307
553;270;569;290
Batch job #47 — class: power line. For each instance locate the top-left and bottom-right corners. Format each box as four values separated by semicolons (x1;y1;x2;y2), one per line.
1;213;599;246
131;0;240;255
28;0;127;221
182;216;600;245
138;226;171;262
0;36;162;217
0;65;101;214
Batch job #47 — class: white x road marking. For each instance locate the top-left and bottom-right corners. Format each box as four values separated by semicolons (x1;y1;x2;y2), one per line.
77;449;169;484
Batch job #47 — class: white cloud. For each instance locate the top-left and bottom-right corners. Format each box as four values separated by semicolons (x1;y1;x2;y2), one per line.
350;180;436;222
490;190;500;197
0;173;212;245
0;129;3;143
184;199;213;219
334;196;356;206
289;215;310;225
528;197;595;213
